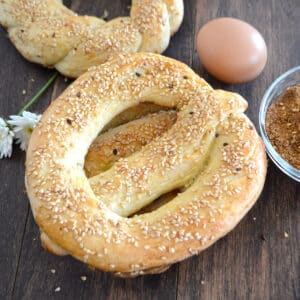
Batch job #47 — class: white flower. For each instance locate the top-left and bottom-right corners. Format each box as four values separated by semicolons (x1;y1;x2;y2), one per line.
0;117;14;159
8;111;41;151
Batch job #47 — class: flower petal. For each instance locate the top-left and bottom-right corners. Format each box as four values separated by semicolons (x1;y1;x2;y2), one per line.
0;117;14;159
8;111;41;152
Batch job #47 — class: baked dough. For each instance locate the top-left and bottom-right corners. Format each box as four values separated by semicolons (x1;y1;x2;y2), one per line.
25;53;267;276
0;0;184;77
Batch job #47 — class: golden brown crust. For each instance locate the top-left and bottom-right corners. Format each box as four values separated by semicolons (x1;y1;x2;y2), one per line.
25;53;267;276
0;0;184;77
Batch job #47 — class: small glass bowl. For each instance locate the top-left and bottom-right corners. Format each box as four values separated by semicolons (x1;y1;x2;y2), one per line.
259;65;300;182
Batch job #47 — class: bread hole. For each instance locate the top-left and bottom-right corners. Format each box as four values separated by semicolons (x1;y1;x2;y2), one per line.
84;102;177;178
129;189;182;217
101;102;171;132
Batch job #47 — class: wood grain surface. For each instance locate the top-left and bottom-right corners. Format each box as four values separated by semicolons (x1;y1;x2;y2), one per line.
0;0;299;299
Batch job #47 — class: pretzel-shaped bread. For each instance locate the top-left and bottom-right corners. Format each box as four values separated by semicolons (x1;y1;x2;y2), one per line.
0;0;183;77
26;53;267;276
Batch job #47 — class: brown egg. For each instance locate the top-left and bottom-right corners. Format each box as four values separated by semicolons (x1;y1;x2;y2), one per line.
196;18;267;84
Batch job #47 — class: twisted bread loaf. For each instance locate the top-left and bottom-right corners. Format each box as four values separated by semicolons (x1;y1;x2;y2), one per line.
26;53;267;276
0;0;183;77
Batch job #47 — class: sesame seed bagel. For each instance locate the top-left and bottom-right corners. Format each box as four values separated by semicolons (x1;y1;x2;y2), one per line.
0;0;183;77
25;53;267;277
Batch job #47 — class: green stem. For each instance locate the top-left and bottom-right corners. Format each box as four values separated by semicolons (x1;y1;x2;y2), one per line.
18;72;58;116
4;120;13;131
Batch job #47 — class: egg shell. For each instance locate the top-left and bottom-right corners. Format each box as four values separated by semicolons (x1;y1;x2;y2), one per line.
196;18;268;84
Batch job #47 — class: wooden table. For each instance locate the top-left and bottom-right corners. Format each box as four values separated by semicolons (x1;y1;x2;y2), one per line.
0;1;299;299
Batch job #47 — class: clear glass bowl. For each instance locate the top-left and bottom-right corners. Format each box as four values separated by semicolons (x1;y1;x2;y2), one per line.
259;65;300;182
